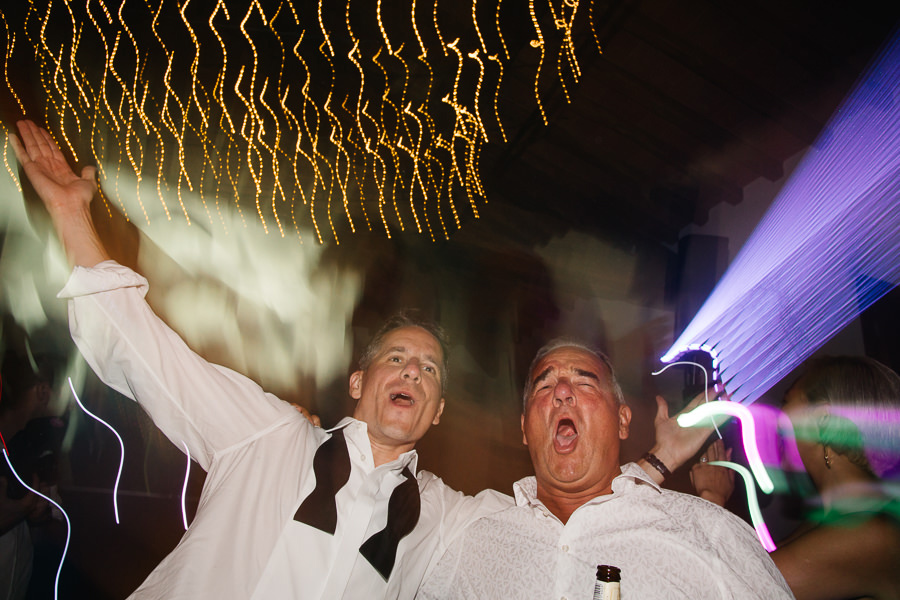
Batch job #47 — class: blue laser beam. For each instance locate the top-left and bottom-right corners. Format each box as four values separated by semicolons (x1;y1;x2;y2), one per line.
662;27;900;405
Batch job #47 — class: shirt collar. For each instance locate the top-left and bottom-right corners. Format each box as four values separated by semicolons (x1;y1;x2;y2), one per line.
329;416;419;475
512;462;662;509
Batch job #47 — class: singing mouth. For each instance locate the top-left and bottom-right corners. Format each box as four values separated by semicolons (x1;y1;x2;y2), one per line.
554;417;578;452
390;392;415;406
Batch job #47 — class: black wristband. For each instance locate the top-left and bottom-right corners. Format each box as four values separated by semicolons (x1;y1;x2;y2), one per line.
642;452;672;478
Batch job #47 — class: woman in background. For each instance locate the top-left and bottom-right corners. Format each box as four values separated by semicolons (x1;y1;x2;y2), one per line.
691;356;900;600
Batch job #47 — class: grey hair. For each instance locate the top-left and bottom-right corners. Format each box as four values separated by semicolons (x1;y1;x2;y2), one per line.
358;310;450;392
522;339;625;410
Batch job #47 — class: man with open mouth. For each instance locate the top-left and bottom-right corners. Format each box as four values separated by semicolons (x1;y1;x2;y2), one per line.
11;119;512;599
420;340;794;599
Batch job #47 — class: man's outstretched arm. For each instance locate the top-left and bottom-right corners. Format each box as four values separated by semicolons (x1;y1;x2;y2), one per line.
10;119;110;267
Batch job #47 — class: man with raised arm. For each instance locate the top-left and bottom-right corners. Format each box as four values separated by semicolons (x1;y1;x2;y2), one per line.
10;120;510;599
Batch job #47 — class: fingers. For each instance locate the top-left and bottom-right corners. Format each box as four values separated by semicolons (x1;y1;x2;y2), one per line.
654;395;670;422
14;119;43;161
81;165;97;182
291;403;321;427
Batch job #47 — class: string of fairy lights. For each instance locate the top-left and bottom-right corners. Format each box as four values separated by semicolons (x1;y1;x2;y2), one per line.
0;0;598;244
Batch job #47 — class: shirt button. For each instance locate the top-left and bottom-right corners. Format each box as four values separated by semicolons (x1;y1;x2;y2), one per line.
561;544;569;553
360;454;366;461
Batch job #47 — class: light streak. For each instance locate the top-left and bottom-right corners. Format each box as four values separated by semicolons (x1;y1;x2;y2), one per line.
376;0;394;55
433;0;446;55
528;0;548;125
2;446;72;600
2;12;26;115
258;78;287;237
280;84;311;242
495;0;509;60
318;0;334;57
234;65;266;233
63;3;90;112
588;0;604;54
472;0;487;55
677;400;775;494
487;54;507;143
68;377;125;524
403;102;430;238
468;50;488;142
411;0;426;58
710;460;777;552
3;0;602;243
651;360;723;440
181;441;191;531
662;29;900;404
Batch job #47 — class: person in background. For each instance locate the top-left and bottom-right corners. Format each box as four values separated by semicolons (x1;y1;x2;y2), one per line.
689;356;900;600
0;354;61;600
419;340;792;599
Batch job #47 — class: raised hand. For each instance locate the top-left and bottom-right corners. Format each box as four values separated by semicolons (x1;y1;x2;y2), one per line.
639;388;731;484
690;439;735;506
10;120;110;266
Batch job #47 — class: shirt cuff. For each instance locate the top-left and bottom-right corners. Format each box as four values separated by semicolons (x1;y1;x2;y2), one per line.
57;260;149;299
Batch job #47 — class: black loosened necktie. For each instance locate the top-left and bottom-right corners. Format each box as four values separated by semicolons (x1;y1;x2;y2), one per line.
292;428;421;579
359;466;421;580
293;428;351;534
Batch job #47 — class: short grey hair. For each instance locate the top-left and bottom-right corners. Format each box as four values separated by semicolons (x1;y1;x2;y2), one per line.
522;339;625;410
358;310;450;393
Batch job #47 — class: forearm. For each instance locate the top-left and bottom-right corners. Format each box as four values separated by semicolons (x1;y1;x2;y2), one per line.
51;203;110;268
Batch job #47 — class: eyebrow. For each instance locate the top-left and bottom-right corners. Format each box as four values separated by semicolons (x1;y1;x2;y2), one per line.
385;345;440;368
531;366;600;389
531;366;554;389
574;367;601;382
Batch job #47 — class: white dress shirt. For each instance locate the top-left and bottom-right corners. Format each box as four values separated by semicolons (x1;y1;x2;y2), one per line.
59;261;511;599
419;463;794;600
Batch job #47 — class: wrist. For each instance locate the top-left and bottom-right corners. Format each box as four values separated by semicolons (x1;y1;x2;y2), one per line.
647;445;680;473
698;490;728;507
640;451;672;483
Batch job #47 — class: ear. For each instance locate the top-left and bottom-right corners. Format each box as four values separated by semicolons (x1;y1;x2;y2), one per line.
349;370;363;400
521;413;528;446
618;405;632;440
431;398;445;425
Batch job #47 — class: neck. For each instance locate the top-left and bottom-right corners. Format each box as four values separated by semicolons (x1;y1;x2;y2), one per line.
817;459;881;510
368;436;415;467
535;478;615;524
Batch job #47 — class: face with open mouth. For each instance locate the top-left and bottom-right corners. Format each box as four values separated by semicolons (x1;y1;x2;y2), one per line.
521;346;631;497
350;326;445;458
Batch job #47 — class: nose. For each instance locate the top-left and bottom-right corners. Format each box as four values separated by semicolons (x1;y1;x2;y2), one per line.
552;379;575;406
402;359;421;382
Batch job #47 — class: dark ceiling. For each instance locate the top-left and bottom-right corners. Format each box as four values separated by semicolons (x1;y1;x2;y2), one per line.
3;0;898;251
482;0;900;246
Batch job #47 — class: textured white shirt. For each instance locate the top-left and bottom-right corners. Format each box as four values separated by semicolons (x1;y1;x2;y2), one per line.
59;261;511;599
419;463;794;600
